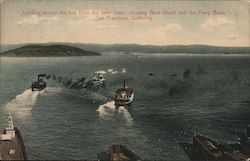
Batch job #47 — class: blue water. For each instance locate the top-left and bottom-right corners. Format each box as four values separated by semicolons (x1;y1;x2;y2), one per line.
0;54;250;160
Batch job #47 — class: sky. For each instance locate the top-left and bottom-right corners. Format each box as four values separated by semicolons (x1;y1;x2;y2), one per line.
1;0;250;46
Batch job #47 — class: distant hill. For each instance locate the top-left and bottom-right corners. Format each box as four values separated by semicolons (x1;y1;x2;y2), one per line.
69;44;249;54
0;45;101;57
1;43;249;54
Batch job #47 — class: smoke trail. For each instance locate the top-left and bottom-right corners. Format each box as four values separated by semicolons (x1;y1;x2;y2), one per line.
4;89;40;118
51;68;128;90
51;74;86;89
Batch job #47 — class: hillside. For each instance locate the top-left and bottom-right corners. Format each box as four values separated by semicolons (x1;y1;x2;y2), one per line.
70;44;249;54
1;43;249;54
0;45;101;57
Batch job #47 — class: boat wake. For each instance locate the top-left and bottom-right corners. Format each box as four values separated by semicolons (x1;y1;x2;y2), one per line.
39;87;62;97
3;89;40;118
97;100;116;117
83;91;109;103
117;106;134;127
97;100;134;127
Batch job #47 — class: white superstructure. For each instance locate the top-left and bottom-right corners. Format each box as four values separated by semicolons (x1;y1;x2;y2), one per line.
86;71;106;87
1;113;15;141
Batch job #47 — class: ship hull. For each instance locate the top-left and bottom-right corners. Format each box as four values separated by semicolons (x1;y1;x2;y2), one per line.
31;82;46;91
193;135;223;160
115;92;134;106
85;80;105;89
109;144;142;161
0;127;27;160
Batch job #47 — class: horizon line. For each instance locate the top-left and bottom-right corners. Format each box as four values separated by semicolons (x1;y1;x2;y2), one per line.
1;42;250;48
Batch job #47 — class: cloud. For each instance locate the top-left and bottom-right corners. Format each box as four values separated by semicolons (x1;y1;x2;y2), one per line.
162;23;183;32
16;15;58;26
96;24;119;30
227;36;237;40
153;23;182;33
200;17;235;31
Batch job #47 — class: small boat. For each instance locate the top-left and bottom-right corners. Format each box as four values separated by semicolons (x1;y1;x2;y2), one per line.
109;144;142;161
183;68;191;79
115;80;134;106
108;68;114;73
31;74;47;91
220;144;250;161
85;71;106;88
223;150;250;161
121;68;127;73
193;133;223;159
0;113;27;160
112;71;118;74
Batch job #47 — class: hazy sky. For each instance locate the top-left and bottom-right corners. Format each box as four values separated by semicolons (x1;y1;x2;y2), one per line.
1;0;249;46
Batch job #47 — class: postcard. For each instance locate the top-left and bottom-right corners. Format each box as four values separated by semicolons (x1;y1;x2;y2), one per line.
0;0;249;160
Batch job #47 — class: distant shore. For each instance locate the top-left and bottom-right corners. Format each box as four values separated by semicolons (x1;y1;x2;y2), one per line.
0;44;101;57
1;43;249;56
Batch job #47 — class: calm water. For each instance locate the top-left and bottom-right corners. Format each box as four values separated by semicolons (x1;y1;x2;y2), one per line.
0;54;250;160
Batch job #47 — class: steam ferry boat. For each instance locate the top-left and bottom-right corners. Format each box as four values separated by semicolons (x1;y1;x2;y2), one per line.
31;74;47;91
85;71;106;88
115;80;134;106
0;113;27;160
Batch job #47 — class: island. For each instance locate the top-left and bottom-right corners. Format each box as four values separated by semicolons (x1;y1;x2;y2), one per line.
1;43;249;55
0;45;101;57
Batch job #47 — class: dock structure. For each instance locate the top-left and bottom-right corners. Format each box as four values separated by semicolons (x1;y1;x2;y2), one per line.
109;144;142;161
247;125;250;141
0;113;27;160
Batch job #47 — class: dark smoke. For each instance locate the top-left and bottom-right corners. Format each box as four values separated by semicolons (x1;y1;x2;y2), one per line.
51;74;86;89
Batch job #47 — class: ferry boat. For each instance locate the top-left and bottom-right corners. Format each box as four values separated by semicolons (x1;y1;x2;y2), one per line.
219;143;250;161
193;133;223;159
223;149;250;161
109;144;142;161
31;74;47;91
0;113;27;160
85;71;106;88
115;80;134;106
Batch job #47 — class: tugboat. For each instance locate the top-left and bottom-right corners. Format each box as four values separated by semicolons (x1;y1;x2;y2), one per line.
193;133;223;159
115;80;134;106
0;113;27;160
109;144;142;161
31;74;47;91
85;71;106;88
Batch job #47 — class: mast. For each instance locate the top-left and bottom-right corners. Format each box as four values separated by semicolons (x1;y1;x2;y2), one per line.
5;113;15;139
7;113;14;130
123;80;126;89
